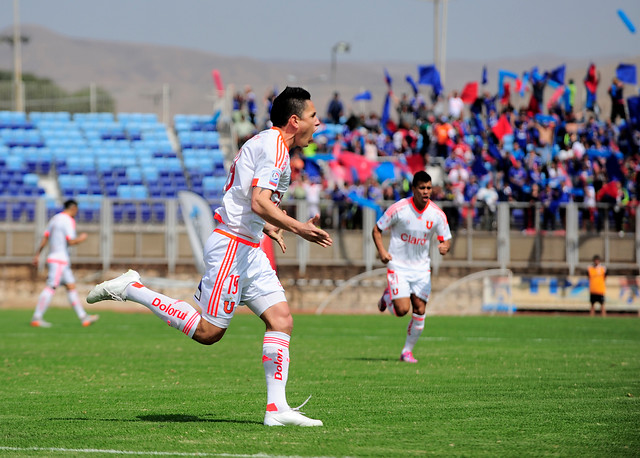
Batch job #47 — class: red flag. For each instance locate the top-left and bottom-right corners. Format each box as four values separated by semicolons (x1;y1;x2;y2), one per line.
547;86;565;109
405;154;426;174
585;64;599;93
460;81;478;104
492;114;513;140
211;69;224;97
500;82;511;105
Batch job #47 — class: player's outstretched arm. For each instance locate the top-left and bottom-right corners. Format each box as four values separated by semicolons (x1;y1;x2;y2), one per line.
372;224;392;263
68;233;88;246
252;187;332;248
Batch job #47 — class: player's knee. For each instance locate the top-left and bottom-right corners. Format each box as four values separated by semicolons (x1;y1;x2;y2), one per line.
268;313;293;334
193;321;226;345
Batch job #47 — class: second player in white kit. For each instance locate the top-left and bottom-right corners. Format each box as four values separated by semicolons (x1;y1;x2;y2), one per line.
372;171;452;363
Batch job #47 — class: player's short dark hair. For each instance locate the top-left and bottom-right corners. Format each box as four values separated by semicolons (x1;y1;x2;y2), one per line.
593;254;601;262
412;171;432;188
63;199;78;209
270;86;311;128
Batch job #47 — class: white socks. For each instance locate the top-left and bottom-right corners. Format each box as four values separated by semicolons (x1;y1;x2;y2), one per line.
402;313;426;354
68;289;87;321
263;331;291;413
124;282;201;338
32;286;54;320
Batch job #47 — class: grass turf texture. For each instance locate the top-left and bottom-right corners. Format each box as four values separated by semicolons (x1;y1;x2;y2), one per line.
0;309;638;457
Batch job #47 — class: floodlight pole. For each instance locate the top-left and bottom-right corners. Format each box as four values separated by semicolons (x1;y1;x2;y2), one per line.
423;0;448;85
13;0;24;112
331;41;350;88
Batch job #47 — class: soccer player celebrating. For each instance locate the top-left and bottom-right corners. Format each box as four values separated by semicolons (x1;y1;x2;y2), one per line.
372;171;452;363
31;199;99;327
87;87;332;426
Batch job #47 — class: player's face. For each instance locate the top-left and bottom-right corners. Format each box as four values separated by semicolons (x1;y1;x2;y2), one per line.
294;100;320;148
412;181;433;207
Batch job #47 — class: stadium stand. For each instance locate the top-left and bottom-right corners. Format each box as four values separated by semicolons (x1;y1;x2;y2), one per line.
0;110;224;224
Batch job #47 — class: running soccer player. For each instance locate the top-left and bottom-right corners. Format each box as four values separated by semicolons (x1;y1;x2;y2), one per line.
87;87;332;426
372;171;452;363
31;199;99;327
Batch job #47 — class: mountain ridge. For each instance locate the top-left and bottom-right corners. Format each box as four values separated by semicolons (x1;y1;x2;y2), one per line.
0;25;637;120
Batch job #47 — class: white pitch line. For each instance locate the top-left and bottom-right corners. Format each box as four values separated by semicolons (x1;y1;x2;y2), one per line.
0;447;336;458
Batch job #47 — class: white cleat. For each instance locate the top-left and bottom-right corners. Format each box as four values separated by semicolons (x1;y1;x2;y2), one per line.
30;319;52;328
264;409;323;427
264;396;322;426
87;269;140;304
82;314;100;327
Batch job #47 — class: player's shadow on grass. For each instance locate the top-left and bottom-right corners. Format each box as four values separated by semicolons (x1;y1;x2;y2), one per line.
345;357;397;362
49;415;261;425
138;414;261;425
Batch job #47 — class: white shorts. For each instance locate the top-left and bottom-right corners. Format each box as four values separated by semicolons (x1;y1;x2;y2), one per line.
386;264;431;303
46;259;75;288
194;227;286;329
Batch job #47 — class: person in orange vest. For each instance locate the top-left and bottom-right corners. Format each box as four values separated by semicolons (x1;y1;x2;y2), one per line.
587;254;607;317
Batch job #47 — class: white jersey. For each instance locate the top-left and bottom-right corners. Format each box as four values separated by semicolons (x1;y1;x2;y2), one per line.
44;212;77;263
376;198;451;270
215;127;291;242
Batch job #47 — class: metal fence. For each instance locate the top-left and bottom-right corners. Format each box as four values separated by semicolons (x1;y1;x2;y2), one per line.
1;197;638;275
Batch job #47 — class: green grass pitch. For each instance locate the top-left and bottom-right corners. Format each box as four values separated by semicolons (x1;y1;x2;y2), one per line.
1;309;638;457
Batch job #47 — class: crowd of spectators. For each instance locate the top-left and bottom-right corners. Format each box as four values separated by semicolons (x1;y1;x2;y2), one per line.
229;72;640;234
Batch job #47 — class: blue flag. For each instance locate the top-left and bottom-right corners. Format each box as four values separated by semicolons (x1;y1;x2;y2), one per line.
628;95;640;130
384;68;393;89
405;75;419;95
618;9;636;34
417;65;443;96
520;72;529;97
353;90;372;101
380;91;392;135
482;65;488;85
530;66;544;83
616;63;637;85
497;69;518;97
547;65;566;85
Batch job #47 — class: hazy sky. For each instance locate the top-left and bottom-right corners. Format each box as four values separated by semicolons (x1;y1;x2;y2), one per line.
0;0;638;63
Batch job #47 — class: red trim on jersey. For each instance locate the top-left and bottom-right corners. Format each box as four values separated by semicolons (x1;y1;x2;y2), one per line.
271;127;289;169
427;200;449;224
251;178;259;187
214;228;260;248
410;197;428;214
214;213;224;225
385;199;410;218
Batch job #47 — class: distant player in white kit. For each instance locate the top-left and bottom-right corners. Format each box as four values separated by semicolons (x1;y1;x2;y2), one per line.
31;199;99;327
372;171;451;363
87;87;332;426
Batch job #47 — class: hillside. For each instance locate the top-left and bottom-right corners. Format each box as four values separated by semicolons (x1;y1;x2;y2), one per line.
0;25;637;121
